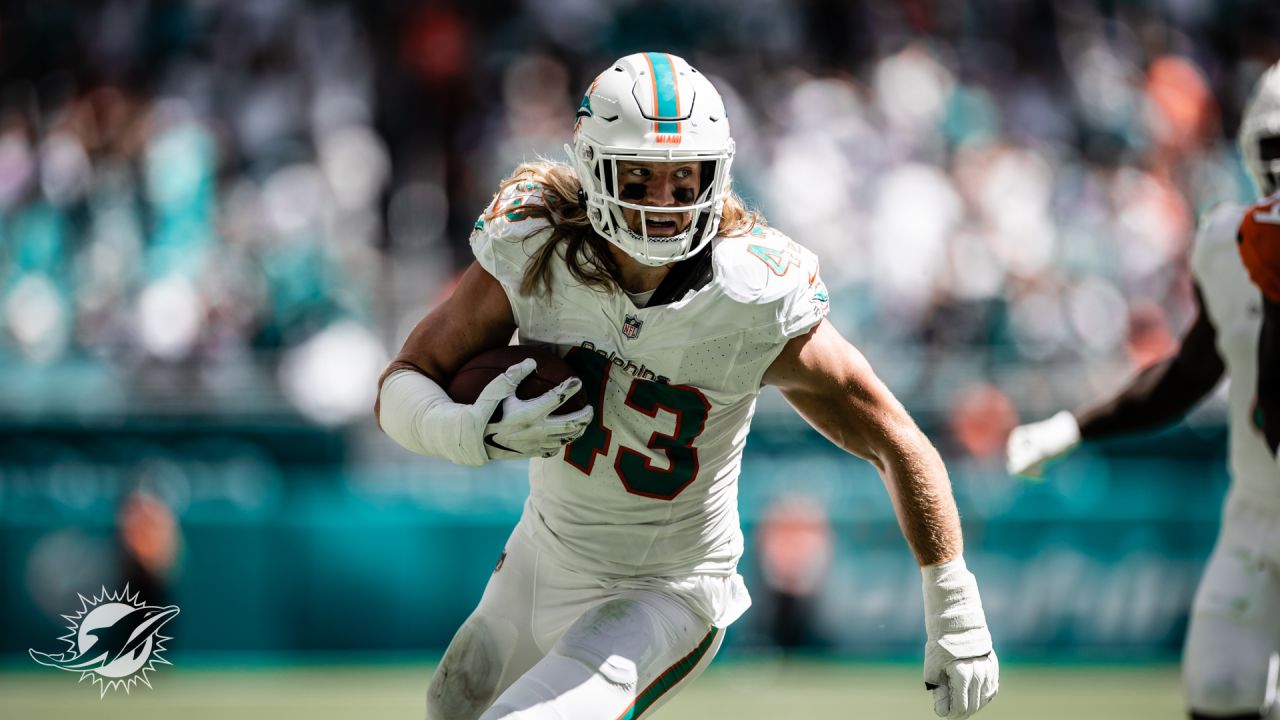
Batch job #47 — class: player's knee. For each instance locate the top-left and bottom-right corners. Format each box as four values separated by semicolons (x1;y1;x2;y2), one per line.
426;618;506;720
1185;664;1271;718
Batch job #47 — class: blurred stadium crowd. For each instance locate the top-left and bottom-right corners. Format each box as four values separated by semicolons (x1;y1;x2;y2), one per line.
0;0;1277;452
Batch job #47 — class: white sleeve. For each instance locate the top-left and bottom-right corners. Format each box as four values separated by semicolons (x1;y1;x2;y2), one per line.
715;229;831;343
377;369;490;466
712;230;832;387
777;245;829;340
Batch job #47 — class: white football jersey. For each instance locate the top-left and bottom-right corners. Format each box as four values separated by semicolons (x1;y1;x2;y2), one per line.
470;181;830;586
1190;202;1277;506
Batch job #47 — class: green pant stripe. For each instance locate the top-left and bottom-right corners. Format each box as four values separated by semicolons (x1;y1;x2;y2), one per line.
620;626;719;720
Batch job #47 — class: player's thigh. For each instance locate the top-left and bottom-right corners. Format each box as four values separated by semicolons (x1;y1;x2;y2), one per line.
1183;531;1280;714
427;538;545;720
628;612;724;719
555;590;724;712
481;590;723;719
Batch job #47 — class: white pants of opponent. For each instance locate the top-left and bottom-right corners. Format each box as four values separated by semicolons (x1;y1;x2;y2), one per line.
1185;493;1280;717
426;514;740;720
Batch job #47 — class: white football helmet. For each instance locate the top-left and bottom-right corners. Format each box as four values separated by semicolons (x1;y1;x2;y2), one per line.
1240;61;1280;197
568;53;735;266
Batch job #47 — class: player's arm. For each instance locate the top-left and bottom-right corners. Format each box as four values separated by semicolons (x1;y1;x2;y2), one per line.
1006;284;1223;478
764;319;996;719
1075;284;1224;437
375;262;591;466
1258;296;1280;455
381;262;518;387
764;319;960;565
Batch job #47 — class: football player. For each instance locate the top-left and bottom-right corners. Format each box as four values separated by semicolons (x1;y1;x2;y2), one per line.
379;52;998;720
1007;61;1280;720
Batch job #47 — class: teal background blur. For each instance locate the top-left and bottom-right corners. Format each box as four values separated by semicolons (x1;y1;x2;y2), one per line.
0;415;1227;661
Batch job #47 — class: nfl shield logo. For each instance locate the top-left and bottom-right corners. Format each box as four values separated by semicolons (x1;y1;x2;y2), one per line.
622;314;643;339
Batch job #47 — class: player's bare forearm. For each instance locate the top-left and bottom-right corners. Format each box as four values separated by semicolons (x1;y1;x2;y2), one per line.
866;422;962;566
1074;284;1224;440
373;262;517;426
765;320;962;566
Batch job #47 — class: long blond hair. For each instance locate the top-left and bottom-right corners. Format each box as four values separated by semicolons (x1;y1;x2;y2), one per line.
482;160;764;297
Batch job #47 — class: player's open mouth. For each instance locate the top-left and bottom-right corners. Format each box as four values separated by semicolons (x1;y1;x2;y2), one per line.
644;217;683;236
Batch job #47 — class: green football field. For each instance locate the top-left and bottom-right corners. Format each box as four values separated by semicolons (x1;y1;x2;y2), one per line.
0;660;1183;719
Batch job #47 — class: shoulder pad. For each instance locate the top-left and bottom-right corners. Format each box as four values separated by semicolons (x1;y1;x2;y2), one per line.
1239;194;1280;302
711;226;824;305
710;226;830;340
1194;201;1247;251
1190;201;1246;283
470;180;554;283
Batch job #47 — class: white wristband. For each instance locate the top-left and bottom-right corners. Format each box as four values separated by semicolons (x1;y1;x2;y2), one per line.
921;556;993;659
377;369;489;467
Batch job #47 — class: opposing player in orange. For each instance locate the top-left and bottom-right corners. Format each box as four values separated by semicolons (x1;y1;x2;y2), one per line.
378;52;998;719
1010;61;1280;720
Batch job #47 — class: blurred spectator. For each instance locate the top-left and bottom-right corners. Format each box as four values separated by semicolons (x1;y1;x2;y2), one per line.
949;383;1019;461
117;488;180;608
757;495;833;653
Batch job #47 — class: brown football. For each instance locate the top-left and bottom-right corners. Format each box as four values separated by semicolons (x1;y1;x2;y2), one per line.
447;345;588;419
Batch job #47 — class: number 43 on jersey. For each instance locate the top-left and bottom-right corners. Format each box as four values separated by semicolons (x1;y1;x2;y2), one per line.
563;348;710;501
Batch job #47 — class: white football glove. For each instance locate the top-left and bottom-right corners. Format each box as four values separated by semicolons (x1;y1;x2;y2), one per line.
1005;410;1081;479
922;556;998;719
482;359;594;460
377;359;592;466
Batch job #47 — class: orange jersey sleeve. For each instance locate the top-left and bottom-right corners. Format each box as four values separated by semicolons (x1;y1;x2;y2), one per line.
1240;196;1280;302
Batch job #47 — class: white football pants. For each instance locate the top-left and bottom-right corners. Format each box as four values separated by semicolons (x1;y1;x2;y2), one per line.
425;522;724;720
1184;496;1280;717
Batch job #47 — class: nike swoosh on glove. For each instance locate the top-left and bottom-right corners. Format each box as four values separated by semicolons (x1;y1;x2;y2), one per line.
481;359;594;460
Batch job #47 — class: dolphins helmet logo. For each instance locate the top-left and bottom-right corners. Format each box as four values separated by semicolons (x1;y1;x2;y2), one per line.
29;586;179;697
